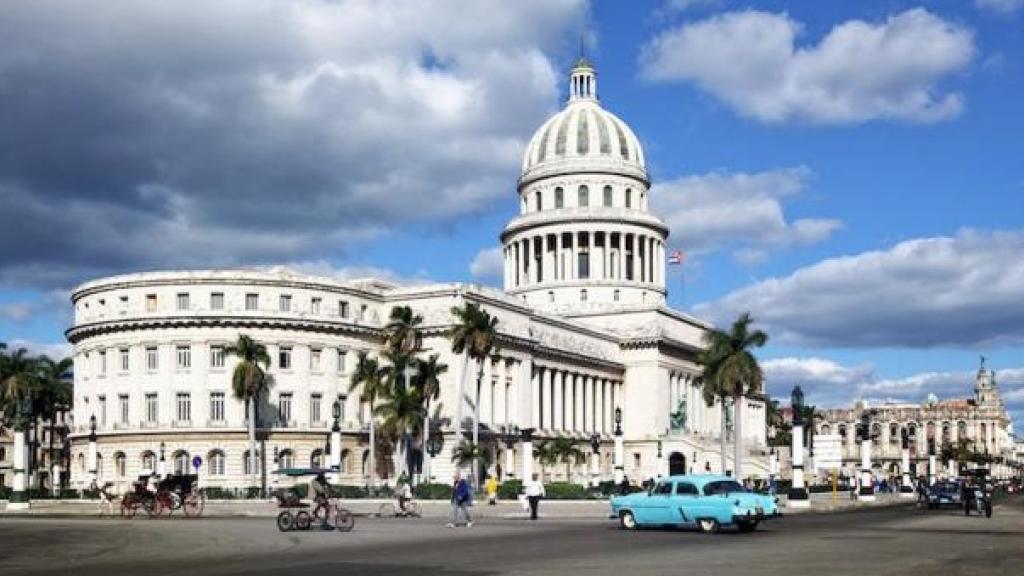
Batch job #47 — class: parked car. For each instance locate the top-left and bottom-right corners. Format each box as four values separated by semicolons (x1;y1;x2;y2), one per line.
923;480;962;509
610;474;781;533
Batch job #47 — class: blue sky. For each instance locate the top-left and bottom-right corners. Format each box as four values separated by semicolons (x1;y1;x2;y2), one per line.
1;0;1022;424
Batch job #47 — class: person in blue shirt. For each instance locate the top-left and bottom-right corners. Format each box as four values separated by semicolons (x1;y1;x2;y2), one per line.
447;470;473;528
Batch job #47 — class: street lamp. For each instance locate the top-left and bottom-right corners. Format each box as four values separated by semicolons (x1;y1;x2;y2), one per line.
614;407;622;436
613;408;624;484
332;398;342;432
159;441;166;462
89;414;97;440
788;385;810;508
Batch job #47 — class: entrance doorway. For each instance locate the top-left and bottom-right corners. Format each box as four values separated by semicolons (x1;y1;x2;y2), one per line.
669;452;686;476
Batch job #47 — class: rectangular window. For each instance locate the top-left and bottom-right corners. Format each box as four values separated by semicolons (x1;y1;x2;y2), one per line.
604;187;613;207
146;346;158;370
279;393;292;424
210;292;224;310
278;347;292;369
337;349;347;373
119;394;129;425
210;346;225;368
145;294;157;312
359;304;368;321
339;300;349;318
209;392;225;422
98;395;107;426
176;345;191;369
145;393;158;423
119;348;129;372
176;392;191;423
578;251;590;279
310;348;321;371
310;393;322;424
279;294;291;312
245;293;258;311
176;292;190;311
311;297;321;314
99;350;107;374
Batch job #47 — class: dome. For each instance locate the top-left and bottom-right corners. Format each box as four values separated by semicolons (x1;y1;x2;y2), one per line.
520;61;646;185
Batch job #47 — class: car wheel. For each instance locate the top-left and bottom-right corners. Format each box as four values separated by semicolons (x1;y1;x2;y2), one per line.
698;518;719;534
737;520;758;533
619;511;637;530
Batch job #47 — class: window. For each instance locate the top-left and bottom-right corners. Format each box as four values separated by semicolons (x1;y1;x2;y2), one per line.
359;304;368;321
311;297;321;314
676;482;699;495
339;300;349;318
311;449;323;468
209;392;225;422
279;449;294;469
653;482;673;496
580;289;588;302
210;345;225;368
703;480;744;496
210;292;224;310
176;345;191;369
578;185;589;207
554;187;564;208
625;189;632;208
119;348;129;372
146;347;158;370
176;292;190;311
115;453;126;478
119;394;129;425
279;294;291;312
99;350;107;374
603;185;613;207
310;393;322;424
173;451;190;475
176;393;192;423
577;250;589;279
279;393;293;424
141;451;156;472
98;395;107;426
145;294;157;312
548;290;555;303
145;393;158;423
245;293;258;311
243;451;258;475
535;191;542;211
209;451;226;476
310;348;321;371
613;289;620;302
337;349;347;373
278;347;292;369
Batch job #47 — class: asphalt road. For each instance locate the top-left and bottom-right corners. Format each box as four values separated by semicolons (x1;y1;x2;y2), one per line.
2;497;1022;576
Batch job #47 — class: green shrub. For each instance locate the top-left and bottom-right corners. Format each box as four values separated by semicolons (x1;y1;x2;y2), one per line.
496;479;523;499
543;482;590;500
414;482;452;500
326;484;370;499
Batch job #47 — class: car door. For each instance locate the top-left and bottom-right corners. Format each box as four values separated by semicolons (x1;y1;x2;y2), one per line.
645;480;674;524
670;481;700;526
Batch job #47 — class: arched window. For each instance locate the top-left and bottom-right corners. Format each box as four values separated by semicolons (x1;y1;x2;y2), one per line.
838;425;848;443
341;449;351;473
820;424;831;436
547;291;554;302
208;450;226;476
77;453;85;473
95;453;104;479
173;450;190;475
580;289;588;302
578;185;589;207
243;450;259;476
114;452;126;478
554;187;564;208
957;421;967;439
141;451;156;473
907;423;917;440
613;289;620;302
871;423;881;440
534;191;542;211
625;189;632;208
603;185;612;207
310;449;323;468
890;423;899;444
279;449;294;470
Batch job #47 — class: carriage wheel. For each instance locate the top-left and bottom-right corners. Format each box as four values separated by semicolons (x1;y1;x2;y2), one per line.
334;508;355;532
378;503;397;518
183;491;205;517
407;502;423;518
295;511;312;531
313;503;328;523
276;511;294;532
154;492;174;518
121;496;138;519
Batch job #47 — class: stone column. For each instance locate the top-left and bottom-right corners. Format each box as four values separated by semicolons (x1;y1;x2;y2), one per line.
520;429;534;482
494;361;506;428
788;423;809;507
620;233;628;281
553;370;564;432
901;445;914;496
9;429;29;510
554;231;562;281
530;366;541;430
540;367;551;431
570;230;579;280
858;437;875;501
504;444;515;480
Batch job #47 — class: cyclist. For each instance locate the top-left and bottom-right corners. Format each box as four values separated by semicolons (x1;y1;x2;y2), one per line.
396;478;413;516
310;472;332;529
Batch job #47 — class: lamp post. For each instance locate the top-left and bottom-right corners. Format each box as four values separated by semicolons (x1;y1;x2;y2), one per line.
502;425;519;481
87;414;98;486
788;386;810;508
900;427;914;497
768;447;779;495
426;433;443;484
656;439;666;479
9;397;32;510
330;397;343;483
613;408;624;484
589;432;601;487
928;439;937;486
519;427;535;482
158;441;166;478
856;410;876;501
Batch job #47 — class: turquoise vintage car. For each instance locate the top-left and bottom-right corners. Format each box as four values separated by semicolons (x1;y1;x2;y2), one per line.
610;474;780;533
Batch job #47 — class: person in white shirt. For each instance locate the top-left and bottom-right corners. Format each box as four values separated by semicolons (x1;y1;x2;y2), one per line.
524;473;545;521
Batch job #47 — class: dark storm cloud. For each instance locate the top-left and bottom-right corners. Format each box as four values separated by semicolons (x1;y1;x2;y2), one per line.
0;0;586;289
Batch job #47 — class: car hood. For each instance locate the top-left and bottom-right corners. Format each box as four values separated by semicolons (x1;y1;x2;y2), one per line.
610;492;648;506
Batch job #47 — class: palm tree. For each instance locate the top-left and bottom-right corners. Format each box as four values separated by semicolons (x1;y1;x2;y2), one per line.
450;439;493;480
699;312;768;480
0;346;38;428
384;305;423;356
374;381;424;480
224;335;270;487
349;351;388;488
446;301;499;483
35;356;72;489
413;354;448;481
533;441;559;483
547;437;586;483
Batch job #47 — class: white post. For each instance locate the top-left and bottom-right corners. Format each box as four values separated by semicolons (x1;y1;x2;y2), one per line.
51;463;61;498
330;428;342;483
946;459;956;478
9;430;30;510
88;437;98;485
590;450;600;487
504;444;516;480
928;454;937;485
900;447;914;497
788;423;809;508
613;435;625;484
520;436;534;482
858;437;875;501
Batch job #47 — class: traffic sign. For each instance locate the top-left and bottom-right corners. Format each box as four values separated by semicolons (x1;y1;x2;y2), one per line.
813;434;843;471
192;455;203;469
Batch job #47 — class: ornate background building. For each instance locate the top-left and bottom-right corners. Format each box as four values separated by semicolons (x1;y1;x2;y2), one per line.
66;59;769;490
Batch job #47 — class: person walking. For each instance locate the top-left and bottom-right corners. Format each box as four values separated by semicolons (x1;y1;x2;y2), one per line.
524;473;545;521
447;471;473;528
484;474;499;506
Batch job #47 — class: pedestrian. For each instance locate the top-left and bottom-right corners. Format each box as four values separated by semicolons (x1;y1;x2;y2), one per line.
447;470;473;528
524;472;545;520
484;474;499;506
618;475;631;495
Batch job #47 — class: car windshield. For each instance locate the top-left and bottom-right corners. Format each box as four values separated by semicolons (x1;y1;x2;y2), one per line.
703;480;745;496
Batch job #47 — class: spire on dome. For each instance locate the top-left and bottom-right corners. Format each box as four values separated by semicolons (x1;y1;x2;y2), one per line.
569;36;596;102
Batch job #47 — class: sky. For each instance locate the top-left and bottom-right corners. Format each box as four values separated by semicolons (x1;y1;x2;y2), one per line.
1;0;1022;426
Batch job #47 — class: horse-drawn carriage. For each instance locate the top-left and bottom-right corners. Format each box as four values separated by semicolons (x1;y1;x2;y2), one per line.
121;473;205;518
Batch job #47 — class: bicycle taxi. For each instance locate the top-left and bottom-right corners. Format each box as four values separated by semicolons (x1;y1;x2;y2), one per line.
272;467;354;532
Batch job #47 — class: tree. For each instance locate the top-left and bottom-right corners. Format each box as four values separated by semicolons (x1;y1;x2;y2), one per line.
374;383;424;480
446;301;499;484
413;354;447;481
547;437;585;483
349;351;388;487
225;335;270;488
35;356;72;488
384;305;423;356
451;439;493;480
533;441;559;482
699;312;768;480
0;346;39;432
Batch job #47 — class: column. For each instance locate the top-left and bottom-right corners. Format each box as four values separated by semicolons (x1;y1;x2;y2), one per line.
480;360;493;427
553;371;564;432
581;375;588;432
494;361;506;427
601;380;610;434
589;377;598;433
789;423;809;507
554;231;562;280
530;367;541;430
10;429;29;509
519;239;528;287
575;374;584;432
858;437;875;501
520;430;534;482
570;231;579;280
540;367;551;430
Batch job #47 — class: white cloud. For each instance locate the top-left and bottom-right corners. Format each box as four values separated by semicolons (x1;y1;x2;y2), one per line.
976;0;1024;15
469;246;505;282
640;8;975;124
0;302;35;322
762;357;875;406
650;167;841;260
697;229;1024;348
5;339;72;360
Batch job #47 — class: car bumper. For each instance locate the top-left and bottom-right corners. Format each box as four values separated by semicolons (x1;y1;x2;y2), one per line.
733;510;782;523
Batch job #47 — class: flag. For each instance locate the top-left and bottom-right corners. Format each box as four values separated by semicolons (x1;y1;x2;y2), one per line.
668;249;685;265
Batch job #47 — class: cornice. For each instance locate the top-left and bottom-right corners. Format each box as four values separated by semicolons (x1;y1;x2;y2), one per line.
65;315;384;345
500;209;668;241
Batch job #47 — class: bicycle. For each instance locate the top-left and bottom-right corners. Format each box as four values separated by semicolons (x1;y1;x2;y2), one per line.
314;497;356;531
378;500;422;518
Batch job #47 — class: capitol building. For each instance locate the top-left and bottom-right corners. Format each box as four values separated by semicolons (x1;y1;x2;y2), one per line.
66;58;769;490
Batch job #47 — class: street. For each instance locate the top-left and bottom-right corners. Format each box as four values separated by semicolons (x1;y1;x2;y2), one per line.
1;497;1022;576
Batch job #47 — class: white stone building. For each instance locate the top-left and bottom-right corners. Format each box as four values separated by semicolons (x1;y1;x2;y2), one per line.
66;59;769;490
